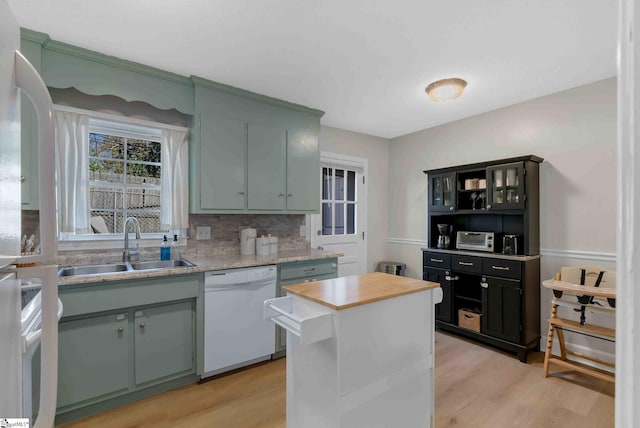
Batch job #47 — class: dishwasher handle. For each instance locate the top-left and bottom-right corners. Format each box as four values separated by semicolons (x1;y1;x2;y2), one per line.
205;280;275;292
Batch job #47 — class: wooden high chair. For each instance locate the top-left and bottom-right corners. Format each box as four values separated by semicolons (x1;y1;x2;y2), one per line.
542;266;616;383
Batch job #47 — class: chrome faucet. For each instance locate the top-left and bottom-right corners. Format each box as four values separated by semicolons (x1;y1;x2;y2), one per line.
123;216;142;262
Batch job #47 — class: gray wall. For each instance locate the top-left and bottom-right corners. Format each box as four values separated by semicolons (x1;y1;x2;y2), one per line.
386;77;616;278
319;125;390;272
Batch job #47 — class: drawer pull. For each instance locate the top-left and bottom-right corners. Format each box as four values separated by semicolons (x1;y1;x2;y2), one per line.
458;261;474;266
430;258;444;263
304;267;316;273
491;265;510;271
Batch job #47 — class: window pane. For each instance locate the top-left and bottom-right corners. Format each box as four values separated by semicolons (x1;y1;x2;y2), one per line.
128;210;161;233
127;139;161;163
322;202;332;235
127;188;161;210
90;212;115;234
126;164;161;184
89;160;125;183
322;168;332;200
347;204;355;234
89;133;124;159
89;186;124;210
335;203;345;235
335;169;345;201
347;171;355;201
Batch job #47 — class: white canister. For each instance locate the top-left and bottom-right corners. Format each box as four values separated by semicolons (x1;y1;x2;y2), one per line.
256;236;270;256
269;235;278;255
240;227;257;255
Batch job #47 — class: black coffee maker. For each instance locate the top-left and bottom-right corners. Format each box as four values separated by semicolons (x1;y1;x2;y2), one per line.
502;234;520;255
437;224;452;249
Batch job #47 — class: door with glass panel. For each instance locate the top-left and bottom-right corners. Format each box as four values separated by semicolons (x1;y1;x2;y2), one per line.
486;162;526;210
428;172;456;212
311;159;366;277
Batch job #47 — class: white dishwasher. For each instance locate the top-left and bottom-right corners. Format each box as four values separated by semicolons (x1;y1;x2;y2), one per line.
203;265;277;378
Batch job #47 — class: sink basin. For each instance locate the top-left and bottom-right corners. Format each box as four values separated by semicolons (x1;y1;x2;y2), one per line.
58;263;129;277
130;259;194;270
58;259;195;277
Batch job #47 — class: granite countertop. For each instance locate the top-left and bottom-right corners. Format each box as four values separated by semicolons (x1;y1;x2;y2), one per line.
58;249;343;286
283;272;440;310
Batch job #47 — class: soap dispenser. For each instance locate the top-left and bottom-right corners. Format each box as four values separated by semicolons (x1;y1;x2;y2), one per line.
160;235;170;261
171;234;181;260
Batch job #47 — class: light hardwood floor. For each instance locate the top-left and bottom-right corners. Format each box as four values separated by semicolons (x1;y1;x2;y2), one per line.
61;332;614;428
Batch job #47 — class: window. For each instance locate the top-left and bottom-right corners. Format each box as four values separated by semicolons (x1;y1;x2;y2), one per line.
321;166;357;235
88;120;162;234
54;108;190;246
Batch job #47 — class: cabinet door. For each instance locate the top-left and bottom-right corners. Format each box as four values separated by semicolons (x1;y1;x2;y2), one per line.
247;122;286;210
428;172;456;212
481;276;522;343
57;313;129;408
286;128;320;211
486;162;525;210
424;267;453;324
20;38;42;209
134;301;195;385
200;115;247;210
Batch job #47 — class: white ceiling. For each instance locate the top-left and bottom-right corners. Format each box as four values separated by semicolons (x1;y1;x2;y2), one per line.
8;0;617;139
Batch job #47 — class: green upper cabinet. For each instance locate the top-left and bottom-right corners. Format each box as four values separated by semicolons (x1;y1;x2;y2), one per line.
190;77;324;214
199;115;247;210
247;122;287;211
286;127;320;212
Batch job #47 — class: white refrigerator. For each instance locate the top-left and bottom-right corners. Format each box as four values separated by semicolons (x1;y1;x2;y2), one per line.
0;0;60;427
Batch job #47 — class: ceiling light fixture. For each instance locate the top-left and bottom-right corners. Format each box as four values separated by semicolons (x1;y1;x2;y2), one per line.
425;78;467;102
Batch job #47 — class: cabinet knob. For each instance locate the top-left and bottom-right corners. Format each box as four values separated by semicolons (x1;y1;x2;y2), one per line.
20;176;25;182
139;322;145;329
480;282;488;288
486;204;492;209
449;206;454;211
278;192;285;197
238;191;245;196
117;327;124;333
287;193;293;197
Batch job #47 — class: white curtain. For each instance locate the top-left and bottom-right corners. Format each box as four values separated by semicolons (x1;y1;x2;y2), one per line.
161;129;189;230
54;110;90;234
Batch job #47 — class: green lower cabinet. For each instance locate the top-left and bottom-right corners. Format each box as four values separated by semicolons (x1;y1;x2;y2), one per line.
134;301;195;385
58;313;130;408
55;274;203;423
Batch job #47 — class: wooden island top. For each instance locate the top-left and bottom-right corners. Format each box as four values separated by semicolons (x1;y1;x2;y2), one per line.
282;271;440;310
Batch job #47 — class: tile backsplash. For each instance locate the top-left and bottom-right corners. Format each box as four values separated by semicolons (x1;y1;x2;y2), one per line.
55;214;309;265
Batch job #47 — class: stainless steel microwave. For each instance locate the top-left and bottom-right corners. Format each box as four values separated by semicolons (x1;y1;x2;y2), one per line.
456;231;495;252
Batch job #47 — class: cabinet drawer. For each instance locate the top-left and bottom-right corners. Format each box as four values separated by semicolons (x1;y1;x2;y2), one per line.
279;260;337;281
482;259;521;280
451;255;482;274
423;252;451;269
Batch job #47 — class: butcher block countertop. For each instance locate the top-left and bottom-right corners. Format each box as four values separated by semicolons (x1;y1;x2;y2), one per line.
283;272;440;310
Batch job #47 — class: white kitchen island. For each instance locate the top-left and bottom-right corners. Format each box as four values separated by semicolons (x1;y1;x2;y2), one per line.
264;272;442;428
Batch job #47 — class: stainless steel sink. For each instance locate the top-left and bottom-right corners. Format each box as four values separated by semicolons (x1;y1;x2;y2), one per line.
58;259;195;277
58;263;129;277
130;259;194;270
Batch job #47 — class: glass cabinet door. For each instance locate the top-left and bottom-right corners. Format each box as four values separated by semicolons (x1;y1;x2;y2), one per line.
429;173;456;212
487;162;525;210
